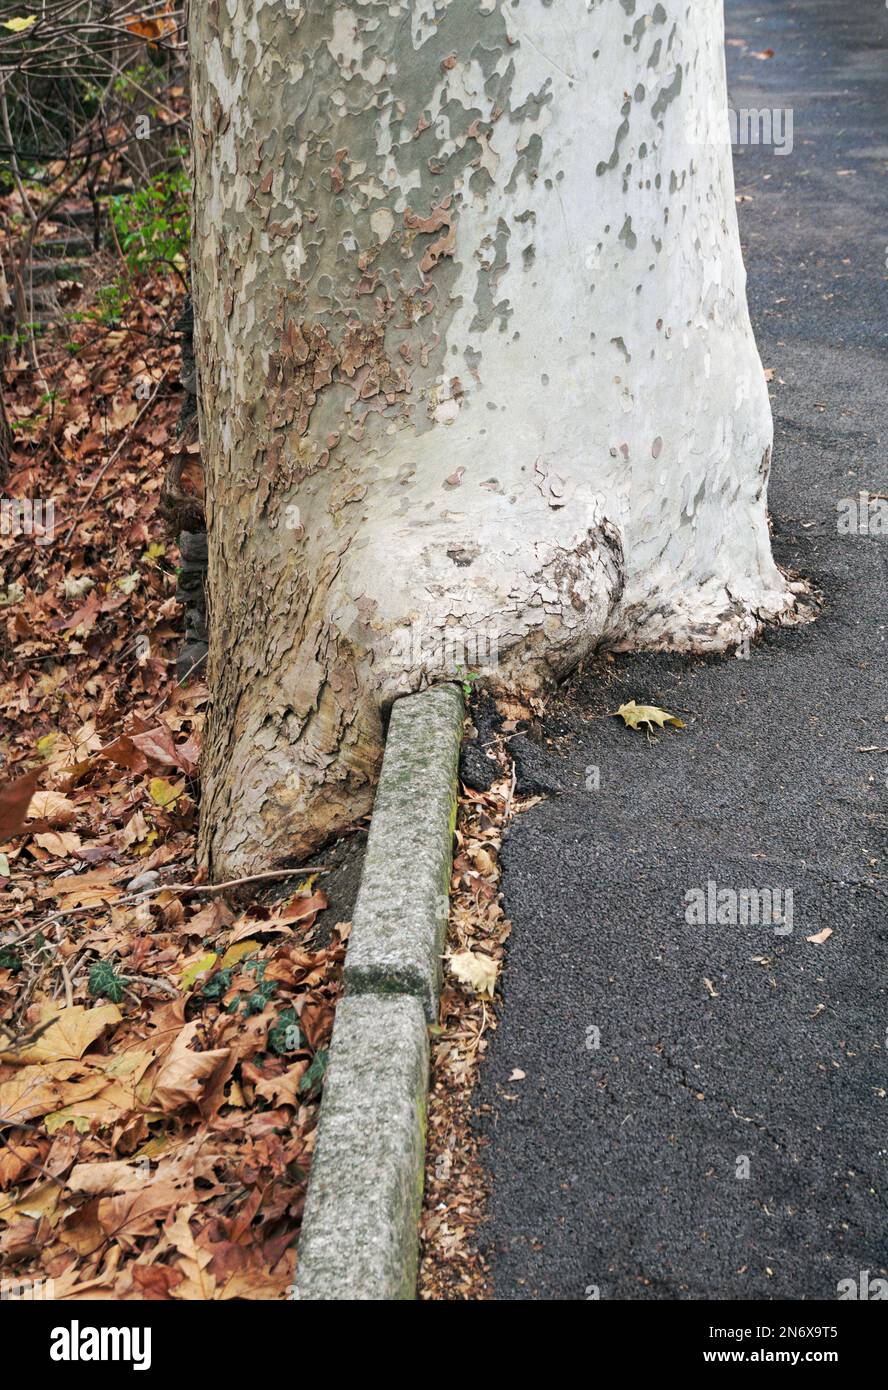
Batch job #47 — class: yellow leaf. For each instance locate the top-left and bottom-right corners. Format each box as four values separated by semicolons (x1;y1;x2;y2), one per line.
44;1109;94;1135
2;1003;121;1065
132;1135;169;1161
0;1064;107;1125
149;776;184;808
144;541;166;561
448;950;498;998
36;732;59;760
0;1182;61;1229
2;16;38;32
220;939;260;970
180;952;218;991
102;1049;153;1081
615;700;685;733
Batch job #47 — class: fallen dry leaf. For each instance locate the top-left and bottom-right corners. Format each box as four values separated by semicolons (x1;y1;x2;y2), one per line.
0;769;41;843
806;927;833;945
149;1022;232;1115
33;830;82;857
0;163;340;1302
3;1003;122;1066
616;700;685;733
449;950;498;998
26;790;79;827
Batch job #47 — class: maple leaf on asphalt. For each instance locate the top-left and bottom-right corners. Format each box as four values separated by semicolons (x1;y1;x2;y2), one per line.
615;700;686;734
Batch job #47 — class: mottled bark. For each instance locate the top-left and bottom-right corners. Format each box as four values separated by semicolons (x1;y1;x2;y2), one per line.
191;0;803;878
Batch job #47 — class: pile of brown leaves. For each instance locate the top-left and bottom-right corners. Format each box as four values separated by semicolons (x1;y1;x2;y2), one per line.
0;195;341;1300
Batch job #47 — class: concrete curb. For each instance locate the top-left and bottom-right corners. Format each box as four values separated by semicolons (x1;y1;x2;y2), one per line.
343;682;464;1023
294;995;429;1300
296;683;465;1300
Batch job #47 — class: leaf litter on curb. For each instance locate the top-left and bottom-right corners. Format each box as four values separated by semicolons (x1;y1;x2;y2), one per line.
419;698;542;1301
448;949;498;999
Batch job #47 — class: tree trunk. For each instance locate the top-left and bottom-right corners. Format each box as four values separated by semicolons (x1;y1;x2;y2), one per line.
190;0;804;879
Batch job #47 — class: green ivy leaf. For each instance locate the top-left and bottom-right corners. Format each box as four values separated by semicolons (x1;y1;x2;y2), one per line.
299;1049;329;1096
88;960;125;1003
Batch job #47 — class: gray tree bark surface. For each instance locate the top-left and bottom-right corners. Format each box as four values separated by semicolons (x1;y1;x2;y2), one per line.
189;0;807;878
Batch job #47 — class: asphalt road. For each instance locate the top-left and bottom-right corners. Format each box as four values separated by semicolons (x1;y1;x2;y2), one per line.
477;0;888;1301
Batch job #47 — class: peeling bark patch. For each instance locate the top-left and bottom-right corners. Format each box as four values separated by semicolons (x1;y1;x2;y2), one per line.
611;335;631;362
259;316;412;499
597;101;631;177
470;217;512;333
447;545;479;568
651;62;683;119
404;199;457;277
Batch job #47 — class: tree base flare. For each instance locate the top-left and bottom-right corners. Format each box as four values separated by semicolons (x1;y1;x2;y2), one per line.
198;525;816;881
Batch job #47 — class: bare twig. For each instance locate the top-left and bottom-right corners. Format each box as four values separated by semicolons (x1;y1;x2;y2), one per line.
131;867;331;899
